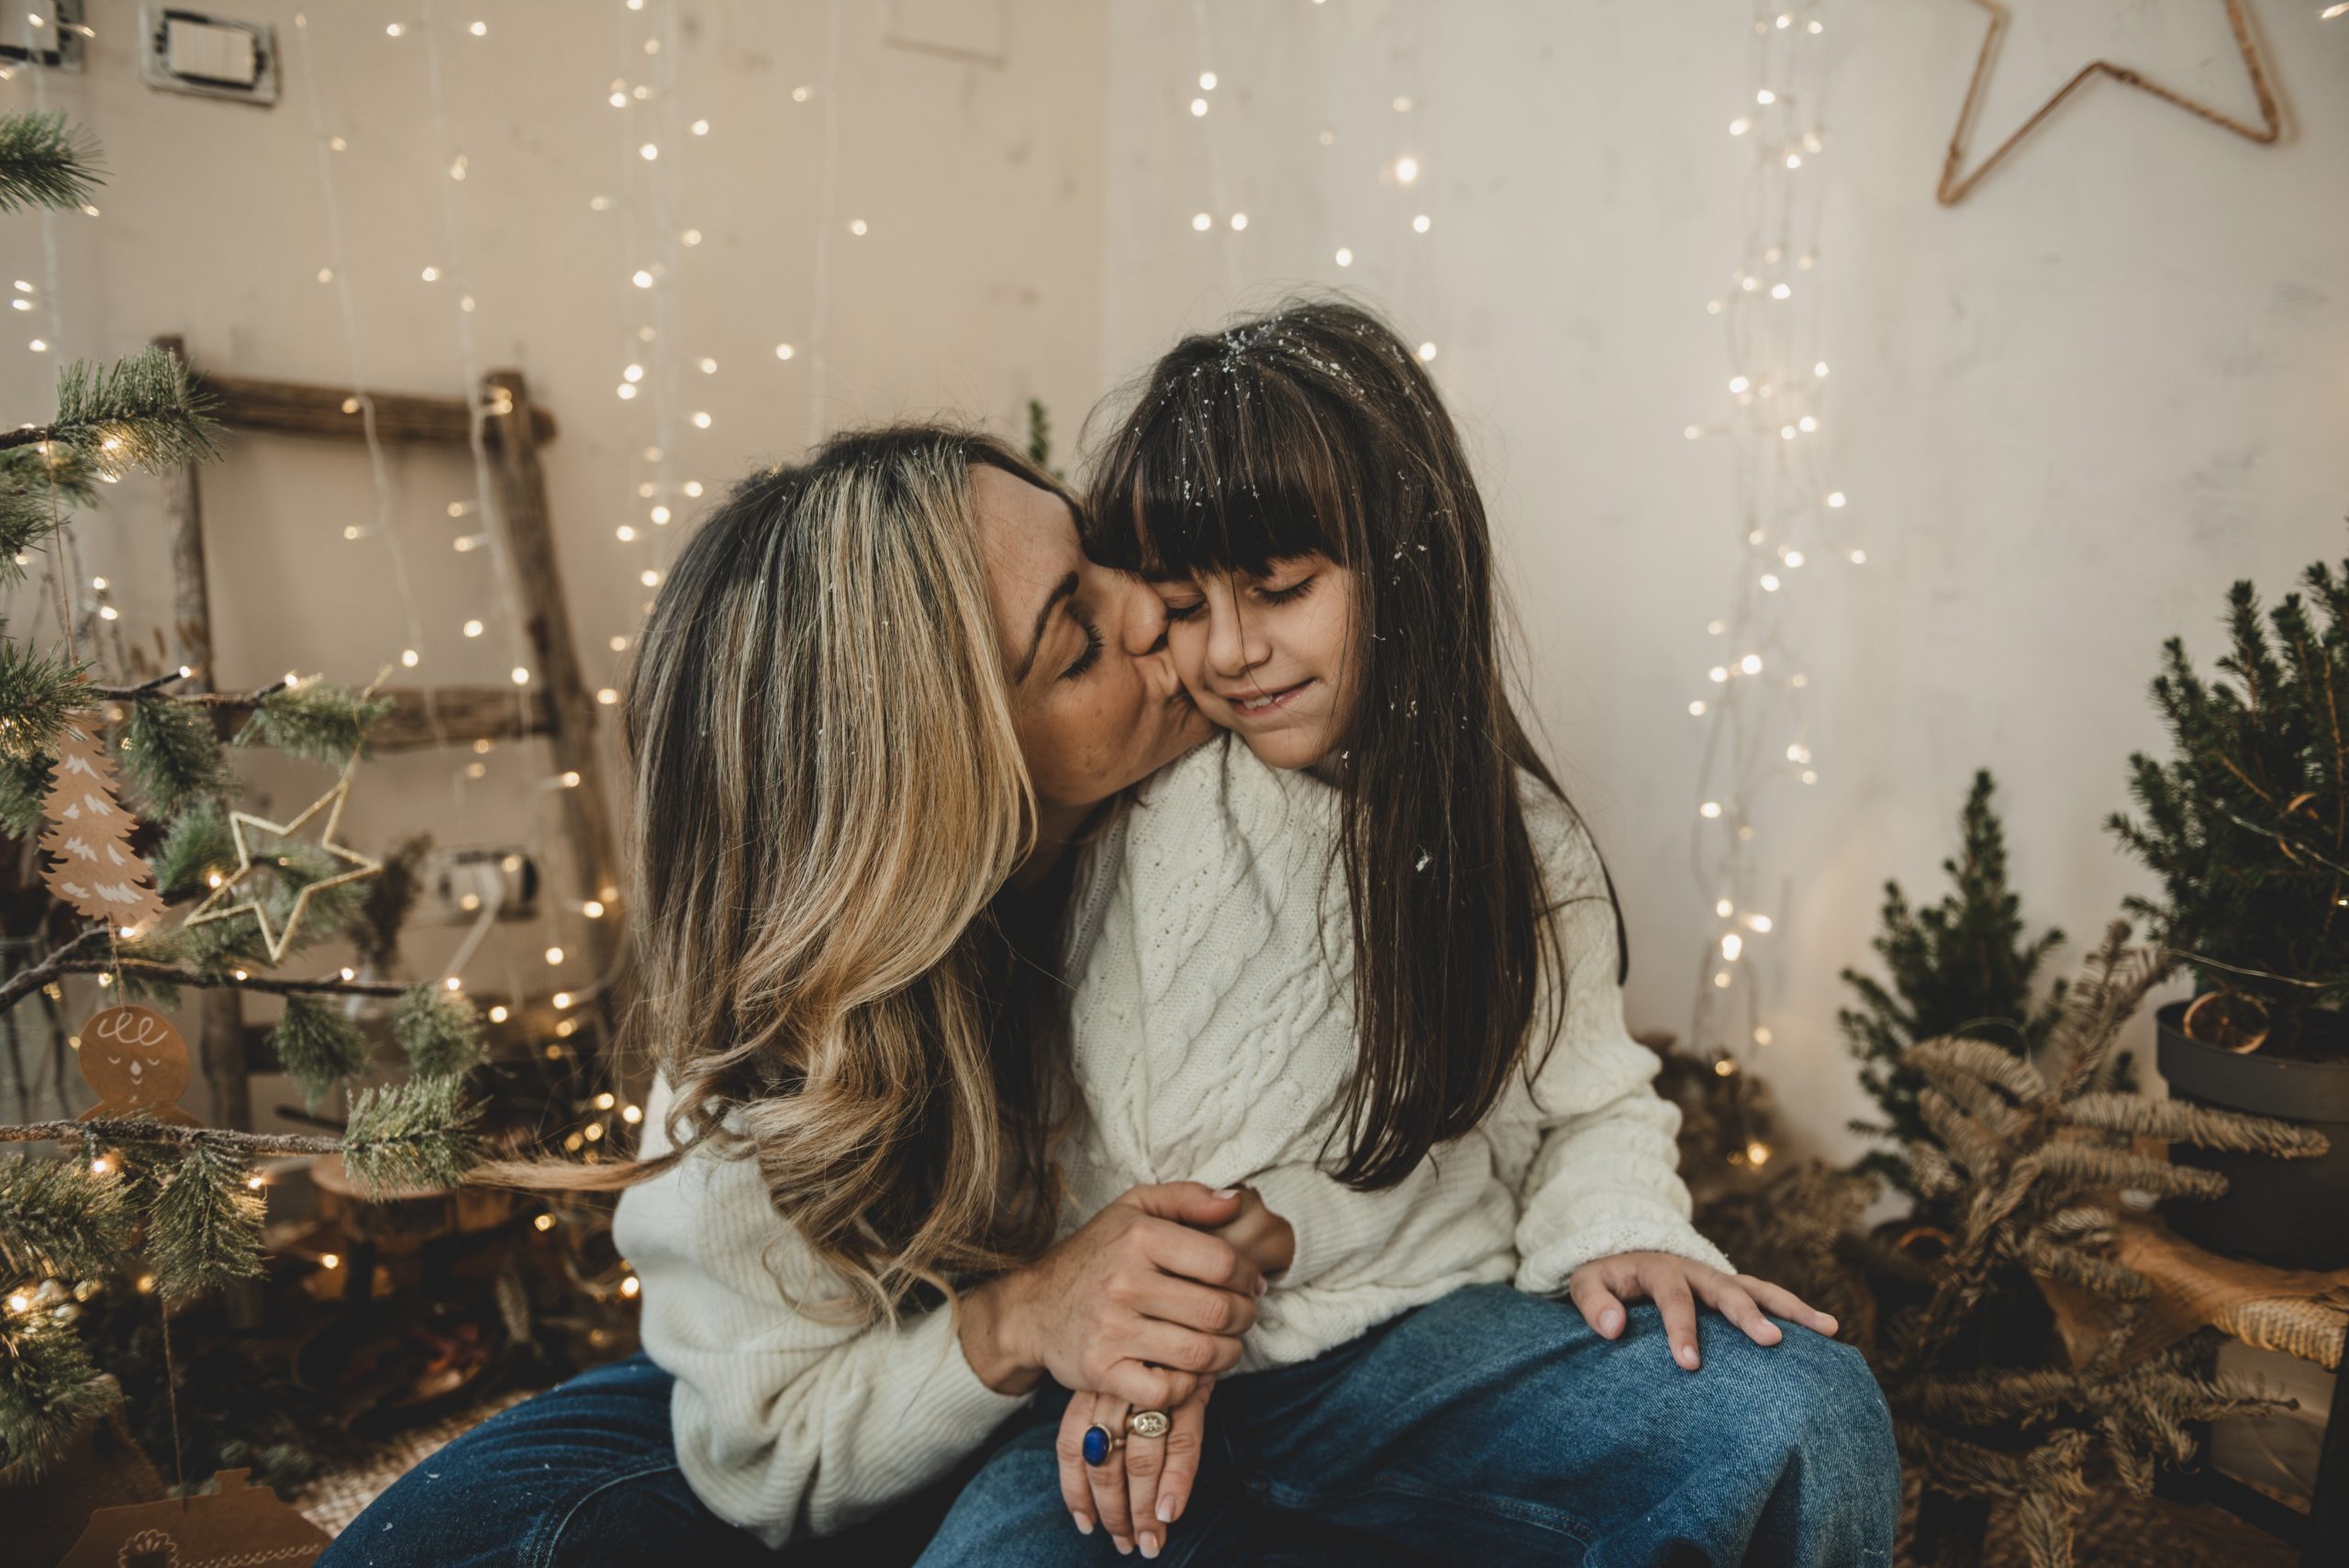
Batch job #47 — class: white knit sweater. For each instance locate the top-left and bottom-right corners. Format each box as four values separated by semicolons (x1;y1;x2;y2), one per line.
612;738;1731;1546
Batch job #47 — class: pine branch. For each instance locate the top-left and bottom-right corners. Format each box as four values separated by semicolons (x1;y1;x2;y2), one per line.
122;695;234;817
269;995;373;1108
0;1155;131;1280
147;1143;265;1303
341;1074;475;1195
2064;1091;2331;1158
0;109;102;215
391;984;484;1078
0;348;220;473
0;1311;114;1482
235;681;395;770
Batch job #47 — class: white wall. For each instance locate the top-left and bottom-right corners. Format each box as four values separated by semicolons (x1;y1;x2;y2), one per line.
6;2;2343;1158
1098;0;2349;1166
0;0;1107;1119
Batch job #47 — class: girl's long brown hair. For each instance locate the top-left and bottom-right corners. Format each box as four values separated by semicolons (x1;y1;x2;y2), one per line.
502;425;1078;1320
1084;299;1627;1191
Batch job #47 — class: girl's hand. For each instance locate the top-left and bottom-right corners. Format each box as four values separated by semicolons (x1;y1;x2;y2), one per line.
1565;1251;1840;1373
1055;1376;1216;1558
957;1182;1264;1410
1206;1184;1296;1281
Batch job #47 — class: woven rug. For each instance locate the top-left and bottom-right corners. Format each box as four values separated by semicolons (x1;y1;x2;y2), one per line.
292;1387;540;1536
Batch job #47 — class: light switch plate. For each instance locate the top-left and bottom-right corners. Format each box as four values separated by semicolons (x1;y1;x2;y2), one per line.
139;6;278;106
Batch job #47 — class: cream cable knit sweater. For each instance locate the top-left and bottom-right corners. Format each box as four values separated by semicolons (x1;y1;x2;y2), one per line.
612;738;1731;1546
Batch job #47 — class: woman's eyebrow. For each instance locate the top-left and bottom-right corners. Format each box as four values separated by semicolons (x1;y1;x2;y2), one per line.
1014;571;1079;683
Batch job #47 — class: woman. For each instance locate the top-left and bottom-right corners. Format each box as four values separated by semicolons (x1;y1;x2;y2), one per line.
327;421;1892;1566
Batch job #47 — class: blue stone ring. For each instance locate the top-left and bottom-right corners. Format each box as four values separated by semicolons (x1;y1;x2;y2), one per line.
1081;1424;1120;1466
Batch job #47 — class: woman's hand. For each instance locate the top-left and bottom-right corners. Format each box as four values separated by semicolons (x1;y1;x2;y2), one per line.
1055;1377;1215;1558
1565;1251;1840;1372
957;1182;1265;1411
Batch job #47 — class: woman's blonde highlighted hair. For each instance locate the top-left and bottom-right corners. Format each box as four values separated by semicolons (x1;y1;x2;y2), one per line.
516;424;1075;1319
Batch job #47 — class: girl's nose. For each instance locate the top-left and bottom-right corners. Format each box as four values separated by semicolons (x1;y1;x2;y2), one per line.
1205;596;1256;678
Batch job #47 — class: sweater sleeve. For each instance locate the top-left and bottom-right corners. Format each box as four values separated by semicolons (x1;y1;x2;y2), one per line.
1510;806;1735;1296
610;1083;1034;1549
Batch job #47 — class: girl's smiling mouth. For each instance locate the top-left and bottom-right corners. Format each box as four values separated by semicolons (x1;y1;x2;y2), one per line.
1226;680;1313;716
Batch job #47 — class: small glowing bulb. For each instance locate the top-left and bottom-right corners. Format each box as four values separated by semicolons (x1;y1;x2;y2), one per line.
849;219;868;236
1755;1026;1775;1046
584;899;607;917
489;1005;510;1023
420;266;440;283
1849;550;1867;565
512;665;532;685
385;23;403;38
640;568;662;587
546;946;566;965
1721;933;1743;962
1716;899;1734;917
1334;247;1353;266
1798;416;1818;432
470;20;487;36
1755;88;1776;105
624;363;644;383
640;142;659;161
463;619;484;637
617;525;637;542
1416;341;1437;361
619;1274;641;1298
401;648;419;667
1814;361;1830;378
1826;491;1847;507
534;1213;557;1231
1198;71;1217;89
1230;212;1248;230
698;357;718;373
90;1157;112;1175
1191;212;1212;231
1785;153;1802;170
775;342;796;360
1741;654;1762;674
1394;155;1419;184
1770;283;1791;299
692;411;712;428
1714;1058;1738;1077
1709;665;1728;684
1412;214;1431;233
692;118;709;136
1747;1141;1772;1167
1191;97;1208;117
247;1173;267;1190
622;1104;643;1124
596;1092;617;1109
1688;700;1708;716
632;269;654;289
320;1252;341;1270
596;688;618;706
682;228;702;246
1699;801;1722;818
1729;117;1751;136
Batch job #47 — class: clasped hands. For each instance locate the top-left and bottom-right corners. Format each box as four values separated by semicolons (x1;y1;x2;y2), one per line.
953;1183;1839;1560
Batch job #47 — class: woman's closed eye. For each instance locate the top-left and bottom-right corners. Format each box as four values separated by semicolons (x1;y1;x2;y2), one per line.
1161;596;1205;624
1061;611;1105;681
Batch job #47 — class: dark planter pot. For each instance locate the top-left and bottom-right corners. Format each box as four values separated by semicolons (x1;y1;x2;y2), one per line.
2155;999;2349;1270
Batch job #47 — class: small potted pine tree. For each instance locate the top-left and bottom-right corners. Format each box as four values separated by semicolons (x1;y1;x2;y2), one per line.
2110;532;2349;1268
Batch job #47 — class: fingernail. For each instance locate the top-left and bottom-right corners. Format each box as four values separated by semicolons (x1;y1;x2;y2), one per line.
1213;1187;1240;1199
1254;1275;1268;1296
1677;1344;1699;1369
1073;1513;1093;1536
1115;1537;1133;1556
1157;1496;1175;1523
1600;1307;1622;1334
1140;1532;1162;1559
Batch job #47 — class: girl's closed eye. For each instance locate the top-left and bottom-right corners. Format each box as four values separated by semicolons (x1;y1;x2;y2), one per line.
1256;574;1315;606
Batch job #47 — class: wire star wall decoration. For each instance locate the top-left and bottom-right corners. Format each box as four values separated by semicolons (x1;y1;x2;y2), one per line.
1938;0;2282;206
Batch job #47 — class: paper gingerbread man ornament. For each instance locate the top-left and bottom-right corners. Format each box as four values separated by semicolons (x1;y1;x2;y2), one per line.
76;1004;199;1127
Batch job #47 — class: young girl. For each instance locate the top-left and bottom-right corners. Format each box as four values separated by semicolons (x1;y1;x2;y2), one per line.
911;302;1899;1564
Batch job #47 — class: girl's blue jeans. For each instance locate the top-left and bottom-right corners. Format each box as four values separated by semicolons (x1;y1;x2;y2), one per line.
319;1283;1900;1567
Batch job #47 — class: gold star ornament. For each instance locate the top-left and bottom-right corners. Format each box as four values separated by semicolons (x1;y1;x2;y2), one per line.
180;760;384;964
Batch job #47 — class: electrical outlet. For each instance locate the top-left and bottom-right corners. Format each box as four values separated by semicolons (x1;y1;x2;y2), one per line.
139;6;278;106
422;845;540;926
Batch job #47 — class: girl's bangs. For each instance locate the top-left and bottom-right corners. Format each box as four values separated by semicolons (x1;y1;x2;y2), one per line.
1103;361;1353;581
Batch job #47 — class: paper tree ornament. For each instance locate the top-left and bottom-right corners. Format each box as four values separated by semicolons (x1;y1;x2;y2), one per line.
180;762;384;965
39;709;167;934
75;1004;199;1127
50;1468;329;1568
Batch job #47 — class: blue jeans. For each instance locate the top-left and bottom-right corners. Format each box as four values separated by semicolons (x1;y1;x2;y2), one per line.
918;1284;1899;1567
322;1284;1898;1566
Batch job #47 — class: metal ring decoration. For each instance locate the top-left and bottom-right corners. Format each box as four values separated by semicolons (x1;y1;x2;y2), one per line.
1125;1408;1171;1440
1081;1423;1120;1467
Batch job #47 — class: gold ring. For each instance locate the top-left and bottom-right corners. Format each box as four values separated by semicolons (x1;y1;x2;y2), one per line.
1126;1409;1170;1440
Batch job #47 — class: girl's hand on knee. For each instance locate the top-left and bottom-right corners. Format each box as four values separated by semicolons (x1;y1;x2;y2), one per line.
1566;1252;1839;1372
